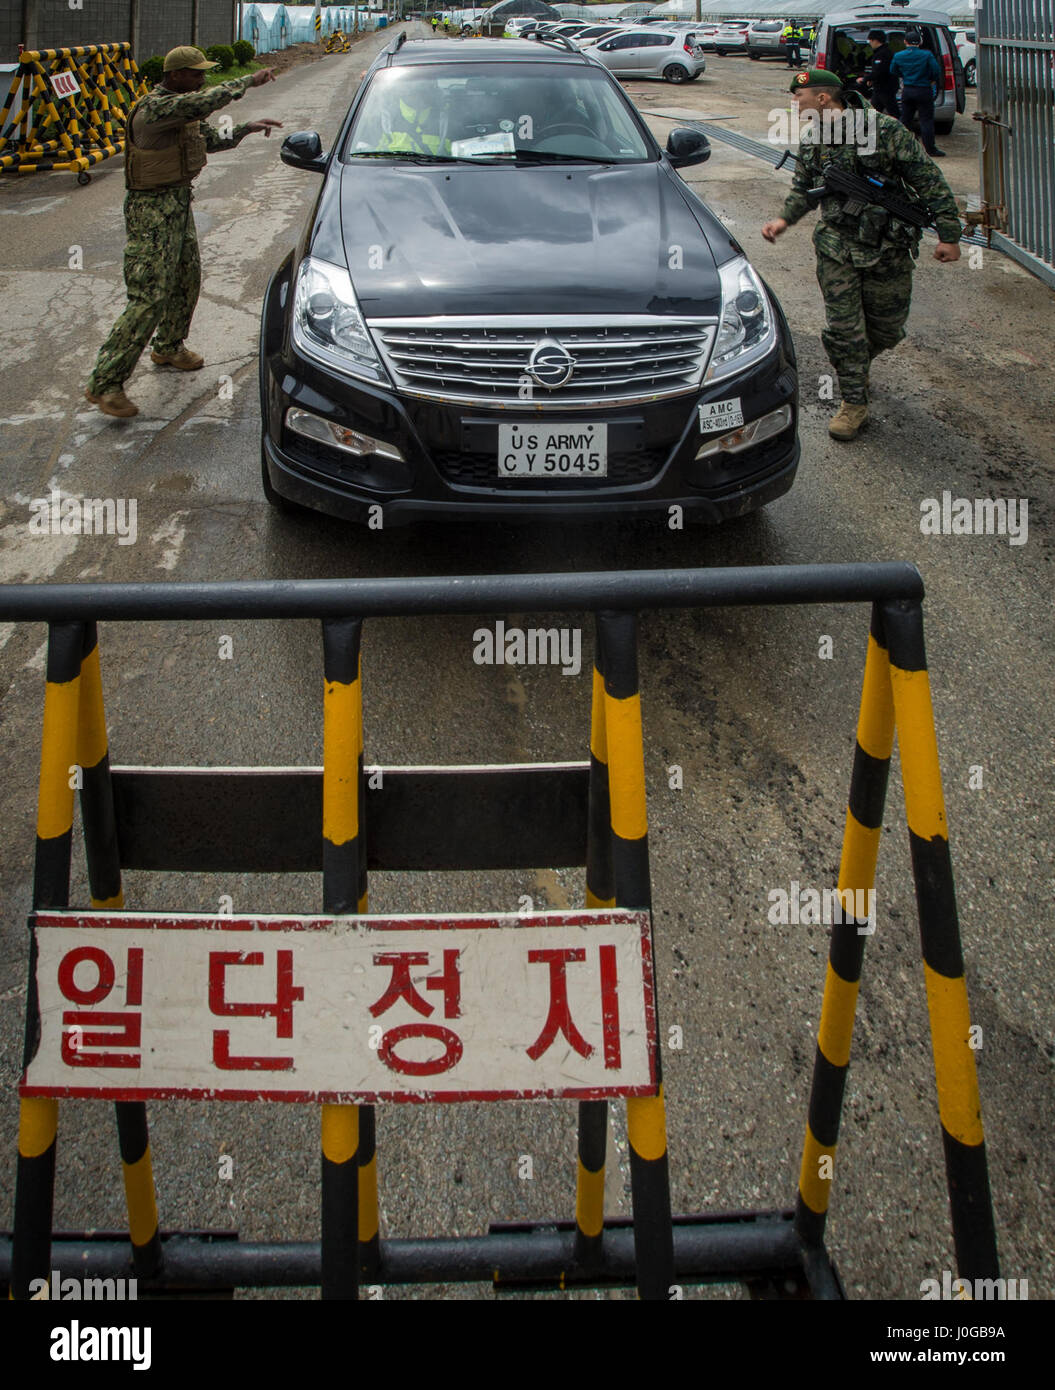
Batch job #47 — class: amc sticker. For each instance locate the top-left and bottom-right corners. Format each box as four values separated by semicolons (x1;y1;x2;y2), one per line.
698;397;743;432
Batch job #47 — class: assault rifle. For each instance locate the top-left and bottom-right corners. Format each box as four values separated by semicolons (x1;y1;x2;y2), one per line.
776;149;934;228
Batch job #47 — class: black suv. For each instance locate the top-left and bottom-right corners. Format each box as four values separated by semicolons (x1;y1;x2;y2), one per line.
260;35;799;526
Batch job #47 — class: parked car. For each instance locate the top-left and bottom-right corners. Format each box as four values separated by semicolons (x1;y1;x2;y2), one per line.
713;21;752;56
589;28;706;84
691;24;721;51
812;7;965;133
951;26;976;86
746;20;790;61
261;36;798;528
569;25;622;50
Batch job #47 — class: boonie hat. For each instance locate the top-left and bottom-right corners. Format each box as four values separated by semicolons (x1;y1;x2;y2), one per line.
789;68;845;93
163;46;218;72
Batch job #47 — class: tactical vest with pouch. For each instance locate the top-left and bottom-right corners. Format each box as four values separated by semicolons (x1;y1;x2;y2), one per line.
125;94;208;191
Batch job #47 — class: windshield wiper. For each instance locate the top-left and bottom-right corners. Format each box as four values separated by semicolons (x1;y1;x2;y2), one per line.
512;151;617;165
350;151;473;164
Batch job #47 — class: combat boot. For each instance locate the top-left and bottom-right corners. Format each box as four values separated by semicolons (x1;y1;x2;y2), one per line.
151;346;204;370
828;401;869;440
84;386;138;418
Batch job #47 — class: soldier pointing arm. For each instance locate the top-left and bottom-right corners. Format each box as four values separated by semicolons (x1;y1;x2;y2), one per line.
85;47;282;418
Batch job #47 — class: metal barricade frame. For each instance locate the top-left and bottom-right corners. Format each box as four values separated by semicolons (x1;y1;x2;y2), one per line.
0;565;1000;1299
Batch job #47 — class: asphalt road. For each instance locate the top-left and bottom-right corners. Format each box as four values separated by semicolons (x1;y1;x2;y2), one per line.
1;30;1052;1302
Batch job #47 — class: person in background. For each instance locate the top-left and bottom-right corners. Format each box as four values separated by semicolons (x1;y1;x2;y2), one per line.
783;20;805;68
857;29;900;115
890;29;946;156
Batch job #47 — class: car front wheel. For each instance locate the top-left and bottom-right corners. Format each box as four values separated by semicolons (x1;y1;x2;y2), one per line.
964;58;976;85
663;64;688;83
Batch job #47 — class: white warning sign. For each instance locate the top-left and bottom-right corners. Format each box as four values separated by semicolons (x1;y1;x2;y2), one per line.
50;71;81;99
23;910;657;1103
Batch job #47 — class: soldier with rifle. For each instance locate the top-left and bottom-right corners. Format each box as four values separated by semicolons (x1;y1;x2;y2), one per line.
761;69;962;440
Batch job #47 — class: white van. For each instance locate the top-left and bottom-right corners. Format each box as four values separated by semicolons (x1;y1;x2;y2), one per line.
810;6;966;134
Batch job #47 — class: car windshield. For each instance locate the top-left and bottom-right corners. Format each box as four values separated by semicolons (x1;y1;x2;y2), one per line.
343;64;653;164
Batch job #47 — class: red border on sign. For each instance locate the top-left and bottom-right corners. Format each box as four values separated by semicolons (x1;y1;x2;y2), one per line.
22;910;659;1105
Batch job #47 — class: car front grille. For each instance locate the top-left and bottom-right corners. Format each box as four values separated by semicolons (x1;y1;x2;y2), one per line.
368;315;716;409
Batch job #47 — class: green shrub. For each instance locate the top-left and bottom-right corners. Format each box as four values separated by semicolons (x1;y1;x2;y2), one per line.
204;44;235;70
232;39;256;66
138;55;164;85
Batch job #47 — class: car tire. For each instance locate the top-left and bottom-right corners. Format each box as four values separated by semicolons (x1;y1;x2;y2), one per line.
749;52;760;60
964;58;976;86
663;64;688;83
935;120;954;135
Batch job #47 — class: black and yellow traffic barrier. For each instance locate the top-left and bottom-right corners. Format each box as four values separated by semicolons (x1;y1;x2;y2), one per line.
0;44;145;185
0;565;999;1299
12;620;162;1299
794;599;999;1285
325;30;353;53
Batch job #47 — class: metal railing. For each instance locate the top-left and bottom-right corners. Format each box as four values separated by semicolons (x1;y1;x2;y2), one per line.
976;0;1055;288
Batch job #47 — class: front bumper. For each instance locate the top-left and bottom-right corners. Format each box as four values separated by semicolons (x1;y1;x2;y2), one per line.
260;268;799;529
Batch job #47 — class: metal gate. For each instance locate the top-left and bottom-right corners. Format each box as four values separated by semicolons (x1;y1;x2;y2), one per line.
976;0;1055;288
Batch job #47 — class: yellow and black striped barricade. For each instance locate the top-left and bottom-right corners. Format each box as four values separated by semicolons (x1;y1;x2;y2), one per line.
0;44;144;184
0;565;999;1299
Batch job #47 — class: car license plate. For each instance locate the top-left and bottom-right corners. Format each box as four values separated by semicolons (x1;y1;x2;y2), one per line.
498;423;607;478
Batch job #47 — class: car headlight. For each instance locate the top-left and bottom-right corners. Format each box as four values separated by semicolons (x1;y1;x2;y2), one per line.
292;257;386;383
705;256;777;382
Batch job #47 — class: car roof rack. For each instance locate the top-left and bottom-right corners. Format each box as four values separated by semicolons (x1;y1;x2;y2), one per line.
385;30;408;56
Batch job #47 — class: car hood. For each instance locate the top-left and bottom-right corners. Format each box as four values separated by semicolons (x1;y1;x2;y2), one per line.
330;161;723;318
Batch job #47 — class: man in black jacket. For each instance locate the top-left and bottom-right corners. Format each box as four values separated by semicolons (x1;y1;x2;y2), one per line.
857;29;899;115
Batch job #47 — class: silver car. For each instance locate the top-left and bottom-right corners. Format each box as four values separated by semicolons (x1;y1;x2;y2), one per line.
586;28;707;84
746;20;790;61
713;21;751;56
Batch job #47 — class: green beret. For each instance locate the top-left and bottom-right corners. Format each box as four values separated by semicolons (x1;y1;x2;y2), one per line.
789;68;845;93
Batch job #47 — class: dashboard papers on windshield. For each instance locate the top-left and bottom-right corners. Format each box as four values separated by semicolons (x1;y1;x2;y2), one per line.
451;131;516;158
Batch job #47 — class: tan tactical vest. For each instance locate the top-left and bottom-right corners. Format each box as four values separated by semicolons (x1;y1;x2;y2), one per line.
124;95;208;191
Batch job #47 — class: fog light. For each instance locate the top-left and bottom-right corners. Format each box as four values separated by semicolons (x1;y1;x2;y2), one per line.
286;408;405;462
695;404;792;460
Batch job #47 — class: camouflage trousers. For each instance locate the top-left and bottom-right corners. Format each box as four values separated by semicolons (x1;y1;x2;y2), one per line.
816;247;915;404
87;187;201;395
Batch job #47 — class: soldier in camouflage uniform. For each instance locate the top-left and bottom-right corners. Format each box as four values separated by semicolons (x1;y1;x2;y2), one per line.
85;46;281;418
762;68;962;440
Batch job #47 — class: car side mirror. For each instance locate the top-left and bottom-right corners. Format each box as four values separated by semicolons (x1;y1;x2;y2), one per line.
666;128;711;168
280;130;327;173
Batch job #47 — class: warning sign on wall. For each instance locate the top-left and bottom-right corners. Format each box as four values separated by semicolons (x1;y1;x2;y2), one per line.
22;910;657;1103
